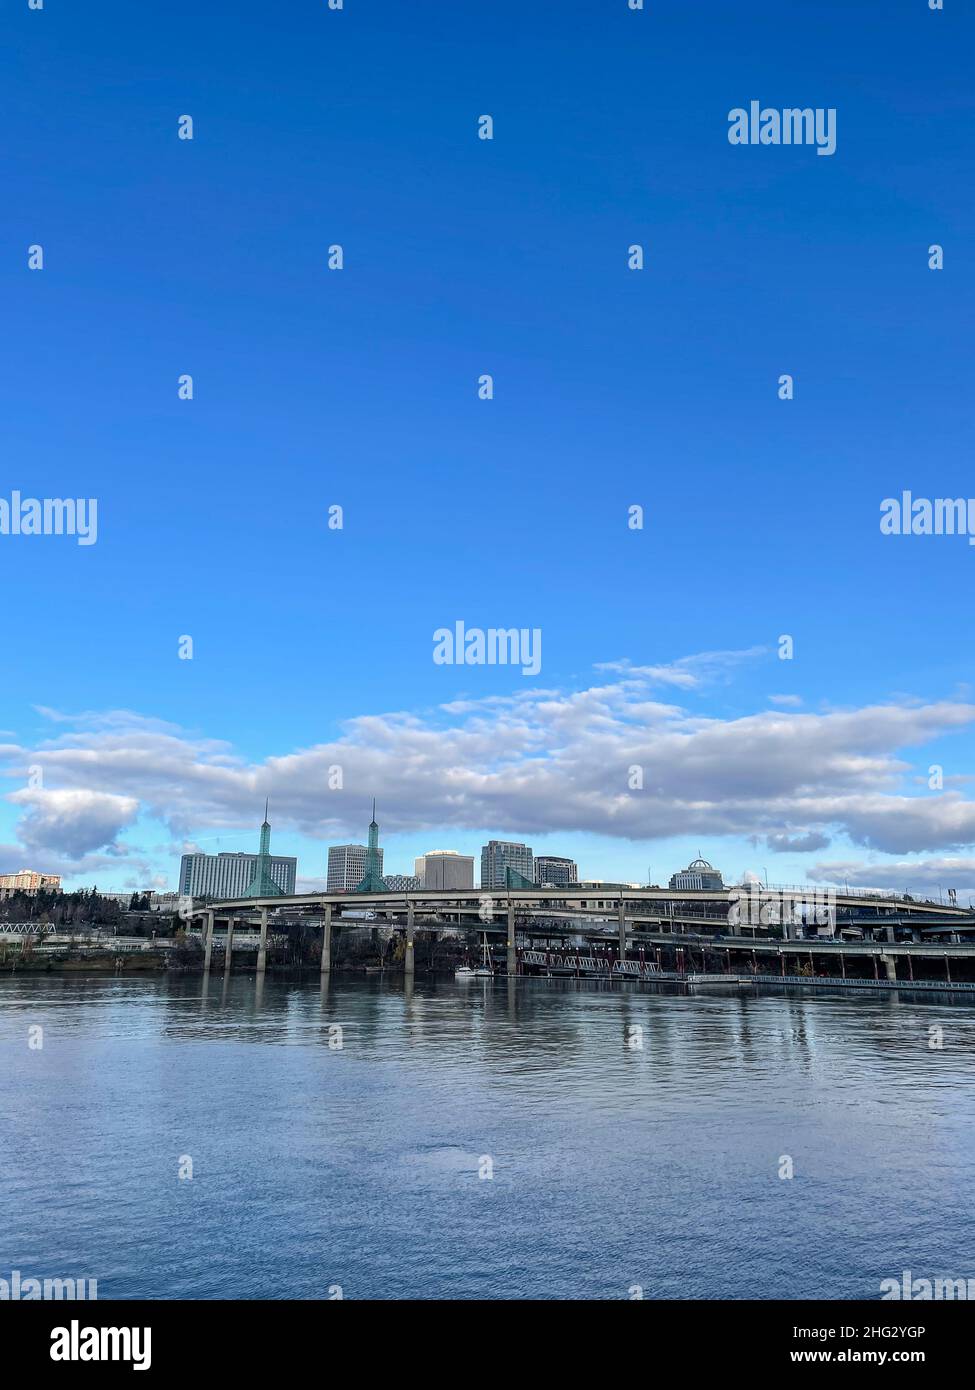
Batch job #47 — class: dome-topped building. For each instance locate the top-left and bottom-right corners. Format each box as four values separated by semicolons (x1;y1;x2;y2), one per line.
669;856;724;892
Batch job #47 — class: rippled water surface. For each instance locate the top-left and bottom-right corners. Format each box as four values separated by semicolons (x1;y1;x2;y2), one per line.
3;973;975;1299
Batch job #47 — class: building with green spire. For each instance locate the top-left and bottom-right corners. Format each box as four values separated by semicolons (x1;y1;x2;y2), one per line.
354;800;388;893
244;800;285;897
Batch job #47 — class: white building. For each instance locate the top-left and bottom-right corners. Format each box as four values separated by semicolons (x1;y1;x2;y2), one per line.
669;857;724;892
179;851;297;900
149;892;181;912
327;844;384;892
415;851;475;890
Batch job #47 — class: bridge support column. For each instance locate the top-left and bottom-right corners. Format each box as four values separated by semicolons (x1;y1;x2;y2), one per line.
257;907;269;974
506;899;516;976
405;900;415;978
618;898;626;962
320;903;332;976
882;953;897;982
203;910;215;973
885;924;895;944
223;916;235;976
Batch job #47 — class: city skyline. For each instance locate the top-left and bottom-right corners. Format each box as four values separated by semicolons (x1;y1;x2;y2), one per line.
4;794;963;907
5;661;975;901
1;0;973;901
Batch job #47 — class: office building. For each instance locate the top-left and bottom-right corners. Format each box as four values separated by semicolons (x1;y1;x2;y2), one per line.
415;851;475;890
534;856;579;887
179;850;297;900
327;845;377;892
480;840;534;890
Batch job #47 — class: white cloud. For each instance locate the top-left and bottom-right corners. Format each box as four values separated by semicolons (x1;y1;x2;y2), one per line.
763;831;832;853
811;856;975;901
7;788;140;860
0;666;974;863
595;646;767;689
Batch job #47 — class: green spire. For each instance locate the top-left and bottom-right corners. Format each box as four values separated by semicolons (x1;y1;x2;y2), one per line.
354;797;388;892
245;799;283;897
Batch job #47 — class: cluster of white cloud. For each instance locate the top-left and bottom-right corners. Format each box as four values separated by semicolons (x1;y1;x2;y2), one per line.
811;857;975;898
1;654;974;894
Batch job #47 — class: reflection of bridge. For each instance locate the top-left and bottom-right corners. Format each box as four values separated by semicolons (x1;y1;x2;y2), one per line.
191;885;975;980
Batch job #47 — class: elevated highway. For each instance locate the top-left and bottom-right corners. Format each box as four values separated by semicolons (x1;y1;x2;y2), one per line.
191;883;975;979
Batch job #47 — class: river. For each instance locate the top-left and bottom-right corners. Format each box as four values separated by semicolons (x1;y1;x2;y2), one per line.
3;973;974;1299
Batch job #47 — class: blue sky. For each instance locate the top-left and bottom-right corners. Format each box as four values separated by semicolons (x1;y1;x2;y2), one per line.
2;0;974;897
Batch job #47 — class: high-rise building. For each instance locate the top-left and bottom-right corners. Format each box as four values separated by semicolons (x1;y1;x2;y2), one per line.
179;850;297;900
480;840;534;890
669;857;724;892
534;856;579;887
415;851;475;890
0;869;61;896
327;845;377;892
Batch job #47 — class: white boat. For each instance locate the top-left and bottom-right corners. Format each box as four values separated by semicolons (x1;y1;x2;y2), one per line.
457;935;494;979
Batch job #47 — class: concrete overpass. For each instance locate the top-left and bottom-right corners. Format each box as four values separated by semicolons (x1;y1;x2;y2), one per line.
191;884;975;978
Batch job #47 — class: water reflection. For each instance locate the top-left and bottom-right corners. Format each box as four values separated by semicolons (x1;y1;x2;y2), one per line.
2;974;975;1300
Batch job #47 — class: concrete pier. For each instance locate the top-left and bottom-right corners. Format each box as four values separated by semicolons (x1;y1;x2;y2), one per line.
203;910;215;973
256;907;269;974
405;900;415;978
320;903;332;976
223;916;235;976
618;898;627;961
506;898;516;976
